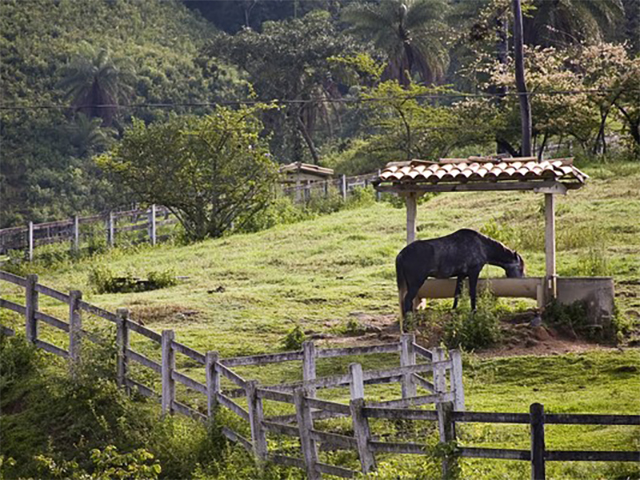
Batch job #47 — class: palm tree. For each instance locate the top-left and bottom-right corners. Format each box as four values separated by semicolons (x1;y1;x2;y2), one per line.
343;0;449;86
524;0;624;47
58;43;135;126
66;114;114;157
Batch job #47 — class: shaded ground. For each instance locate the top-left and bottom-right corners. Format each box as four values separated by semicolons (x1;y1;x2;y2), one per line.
313;309;619;359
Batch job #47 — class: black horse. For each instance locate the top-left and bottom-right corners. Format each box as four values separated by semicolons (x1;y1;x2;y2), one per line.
396;229;525;319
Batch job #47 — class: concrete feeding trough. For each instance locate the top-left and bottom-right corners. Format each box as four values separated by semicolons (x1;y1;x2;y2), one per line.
373;156;614;326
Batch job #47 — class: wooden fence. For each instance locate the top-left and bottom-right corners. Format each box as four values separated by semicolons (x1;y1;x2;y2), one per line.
0;205;177;258
1;270;638;479
280;172;381;203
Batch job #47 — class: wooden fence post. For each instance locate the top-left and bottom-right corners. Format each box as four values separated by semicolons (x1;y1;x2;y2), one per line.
116;308;129;388
206;351;220;419
302;340;316;398
25;274;38;343
72;215;80;255
432;347;447;395
437;401;457;478
341;174;347;201
148;204;157;246
530;403;546;480
161;330;175;415
450;349;465;411
400;333;416;398
349;363;376;473
246;380;268;461
27;221;34;261
68;290;82;369
106;211;114;247
294;387;321;480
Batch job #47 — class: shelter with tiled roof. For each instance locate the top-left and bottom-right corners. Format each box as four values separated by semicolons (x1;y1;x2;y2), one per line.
373;156;592;305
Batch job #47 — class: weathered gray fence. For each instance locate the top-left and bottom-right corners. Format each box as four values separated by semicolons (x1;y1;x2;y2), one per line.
0;270;638;480
0;205;176;258
281;172;381;203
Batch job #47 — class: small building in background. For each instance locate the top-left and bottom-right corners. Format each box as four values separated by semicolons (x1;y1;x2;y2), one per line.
279;162;334;201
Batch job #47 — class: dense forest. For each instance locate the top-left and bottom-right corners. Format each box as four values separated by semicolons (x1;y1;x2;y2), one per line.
1;0;639;229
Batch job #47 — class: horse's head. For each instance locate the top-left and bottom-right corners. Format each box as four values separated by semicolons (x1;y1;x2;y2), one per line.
505;251;525;278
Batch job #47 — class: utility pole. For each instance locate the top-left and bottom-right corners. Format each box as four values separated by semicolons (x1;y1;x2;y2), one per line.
512;0;532;156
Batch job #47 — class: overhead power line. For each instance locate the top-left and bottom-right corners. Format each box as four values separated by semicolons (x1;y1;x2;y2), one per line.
0;88;637;111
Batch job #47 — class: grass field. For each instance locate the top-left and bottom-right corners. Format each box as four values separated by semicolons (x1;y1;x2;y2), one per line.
1;161;639;479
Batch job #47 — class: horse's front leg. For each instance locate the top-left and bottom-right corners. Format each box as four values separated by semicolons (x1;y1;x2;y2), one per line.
452;275;464;309
468;269;482;311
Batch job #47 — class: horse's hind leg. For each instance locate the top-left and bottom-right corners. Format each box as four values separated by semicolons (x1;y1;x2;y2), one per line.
468;269;481;311
452;275;464;309
403;285;421;319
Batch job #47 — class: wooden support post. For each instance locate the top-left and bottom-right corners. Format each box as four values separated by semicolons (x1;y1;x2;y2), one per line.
530;403;546;480
400;334;416;398
106;211;115;247
246;380;268;461
72;215;80;255
405;193;417;244
450;349;465;411
349;363;365;400
294;388;320;480
295;178;302;203
161;330;175;415
25;274;38;344
68;290;82;369
342;174;347;201
437;401;457;478
206;351;220;419
432;347;447;395
116;308;129;388
349;362;376;474
376;170;382;201
27;221;34;261
544;193;556;302
350;397;376;473
324;180;329;197
302;341;316;398
148;204;157;246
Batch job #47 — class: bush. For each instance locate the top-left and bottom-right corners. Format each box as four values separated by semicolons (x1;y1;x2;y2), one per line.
89;265;177;294
414;289;503;351
281;325;306;351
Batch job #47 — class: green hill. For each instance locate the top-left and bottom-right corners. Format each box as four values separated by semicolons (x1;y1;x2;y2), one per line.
10;161;640;357
0;0;240;227
1;161;639;479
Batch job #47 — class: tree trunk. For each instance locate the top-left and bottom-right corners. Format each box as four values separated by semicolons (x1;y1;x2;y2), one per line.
512;0;532;157
296;115;320;164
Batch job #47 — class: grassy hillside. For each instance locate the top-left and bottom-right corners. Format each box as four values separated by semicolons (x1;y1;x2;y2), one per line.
1;161;639;479
7;162;639;354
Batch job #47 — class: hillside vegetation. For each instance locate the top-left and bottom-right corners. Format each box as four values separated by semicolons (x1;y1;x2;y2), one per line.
1;162;639;479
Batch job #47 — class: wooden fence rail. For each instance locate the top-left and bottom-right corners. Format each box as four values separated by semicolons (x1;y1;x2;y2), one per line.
1;270;638;480
0;205;177;258
1;171;383;259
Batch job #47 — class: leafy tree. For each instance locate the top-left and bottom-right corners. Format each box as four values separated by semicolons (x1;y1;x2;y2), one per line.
342;0;449;86
209;11;356;163
524;0;624;47
97;106;279;240
57;44;135;126
357;81;461;167
65;114;114;158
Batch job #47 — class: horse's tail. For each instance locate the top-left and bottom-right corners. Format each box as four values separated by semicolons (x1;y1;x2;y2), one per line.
396;253;407;321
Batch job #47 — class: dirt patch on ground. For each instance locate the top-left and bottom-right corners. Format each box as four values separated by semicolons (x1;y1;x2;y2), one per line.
321;310;613;358
129;304;201;325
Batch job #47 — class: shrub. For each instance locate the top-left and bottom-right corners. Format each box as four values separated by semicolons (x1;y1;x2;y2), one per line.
414;289;503;351
34;446;161;480
281;325;306;351
88;265;177;294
